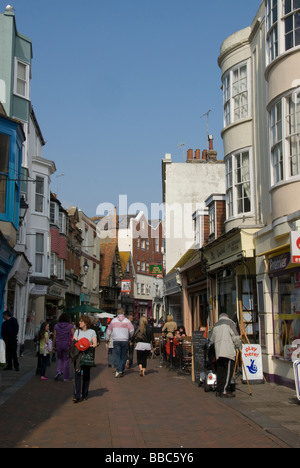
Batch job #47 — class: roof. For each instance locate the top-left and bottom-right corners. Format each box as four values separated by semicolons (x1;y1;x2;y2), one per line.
100;239;123;286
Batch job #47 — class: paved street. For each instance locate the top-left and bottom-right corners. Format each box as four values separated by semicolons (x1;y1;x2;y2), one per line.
0;345;298;449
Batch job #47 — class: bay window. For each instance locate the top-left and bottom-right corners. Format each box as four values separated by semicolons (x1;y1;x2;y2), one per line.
225;149;252;218
270;93;300;186
267;0;300;64
222;61;250;127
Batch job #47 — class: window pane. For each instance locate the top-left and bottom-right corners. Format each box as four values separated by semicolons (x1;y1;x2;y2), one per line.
294;0;300;10
0;176;7;213
0;134;10;173
36;233;44;253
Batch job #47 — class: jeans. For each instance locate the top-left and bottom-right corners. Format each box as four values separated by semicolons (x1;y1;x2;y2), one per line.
113;341;129;373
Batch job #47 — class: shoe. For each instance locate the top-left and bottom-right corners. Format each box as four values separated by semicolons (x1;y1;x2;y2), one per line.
73;398;80;404
40;376;48;381
54;372;62;381
115;372;122;378
15;368;20;372
3;367;12;371
219;393;235;398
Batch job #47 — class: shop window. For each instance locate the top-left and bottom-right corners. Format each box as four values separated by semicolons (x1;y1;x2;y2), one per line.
273;272;300;360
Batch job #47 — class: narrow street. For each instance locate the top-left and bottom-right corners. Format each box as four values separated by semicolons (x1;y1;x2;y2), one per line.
0;345;291;450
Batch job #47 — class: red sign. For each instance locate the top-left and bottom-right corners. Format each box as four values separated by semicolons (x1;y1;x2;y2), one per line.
291;232;300;264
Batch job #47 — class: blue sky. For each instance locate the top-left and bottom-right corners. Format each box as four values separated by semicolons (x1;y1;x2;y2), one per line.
4;0;261;217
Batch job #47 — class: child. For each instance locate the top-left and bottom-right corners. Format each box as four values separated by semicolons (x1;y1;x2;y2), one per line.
38;322;51;381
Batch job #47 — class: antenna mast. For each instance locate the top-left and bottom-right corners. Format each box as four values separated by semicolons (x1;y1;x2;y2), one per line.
200;110;212;150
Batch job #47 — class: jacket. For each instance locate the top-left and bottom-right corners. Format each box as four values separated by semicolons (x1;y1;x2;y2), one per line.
135;324;154;346
106;314;135;342
162;318;177;338
210;314;241;362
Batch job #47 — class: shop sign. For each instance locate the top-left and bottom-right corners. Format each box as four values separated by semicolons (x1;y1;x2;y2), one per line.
291;232;300;264
242;344;264;383
269;253;290;275
121;280;131;293
150;264;163;277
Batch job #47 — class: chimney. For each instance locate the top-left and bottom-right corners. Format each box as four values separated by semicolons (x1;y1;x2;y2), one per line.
187;149;193;161
195;149;201;160
202;150;207;161
208;135;214;151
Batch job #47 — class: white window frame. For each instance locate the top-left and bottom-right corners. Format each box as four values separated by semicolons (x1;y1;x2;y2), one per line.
266;0;300;65
35;233;45;274
225;148;253;219
14;58;30;100
57;259;65;280
269;93;300;187
222;60;250;128
35;176;45;213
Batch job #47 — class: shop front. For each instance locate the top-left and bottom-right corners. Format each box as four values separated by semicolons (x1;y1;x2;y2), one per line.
260;249;300;387
205;228;259;340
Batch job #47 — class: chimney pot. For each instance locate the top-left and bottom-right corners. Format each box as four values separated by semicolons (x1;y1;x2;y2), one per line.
195;149;201;160
187;149;193;160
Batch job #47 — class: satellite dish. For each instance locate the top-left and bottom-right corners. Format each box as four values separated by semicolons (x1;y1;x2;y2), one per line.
6;5;15;11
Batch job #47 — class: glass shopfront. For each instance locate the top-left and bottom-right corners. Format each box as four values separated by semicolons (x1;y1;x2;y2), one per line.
270;253;300;360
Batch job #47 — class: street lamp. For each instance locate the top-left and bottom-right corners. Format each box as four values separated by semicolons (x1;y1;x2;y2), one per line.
80;259;89;278
19;195;29;225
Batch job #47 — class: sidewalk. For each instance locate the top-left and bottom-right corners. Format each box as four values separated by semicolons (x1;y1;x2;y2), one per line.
0;345;299;448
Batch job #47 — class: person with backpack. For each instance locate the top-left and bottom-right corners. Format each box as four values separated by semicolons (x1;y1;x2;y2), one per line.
135;316;155;377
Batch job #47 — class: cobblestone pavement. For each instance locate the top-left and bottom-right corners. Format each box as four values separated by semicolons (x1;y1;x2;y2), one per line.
0;345;299;449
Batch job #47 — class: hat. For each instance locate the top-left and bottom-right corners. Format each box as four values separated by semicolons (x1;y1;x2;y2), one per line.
75;338;90;352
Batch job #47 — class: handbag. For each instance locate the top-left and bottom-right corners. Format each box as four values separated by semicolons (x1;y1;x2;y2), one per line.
80;347;96;367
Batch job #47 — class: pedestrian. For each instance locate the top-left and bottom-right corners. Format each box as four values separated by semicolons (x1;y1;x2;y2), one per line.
38;322;51;381
162;314;177;338
106;308;134;378
210;313;241;398
53;313;74;382
1;311;19;371
72;315;98;403
126;313;137;369
135;316;154;377
106;333;115;368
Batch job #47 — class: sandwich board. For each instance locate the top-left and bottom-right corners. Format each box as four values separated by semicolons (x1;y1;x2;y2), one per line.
242;344;264;384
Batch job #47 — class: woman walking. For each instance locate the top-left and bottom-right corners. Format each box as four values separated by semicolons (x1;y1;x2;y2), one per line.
38;322;51;381
135;316;154;377
72;315;97;403
53;313;74;382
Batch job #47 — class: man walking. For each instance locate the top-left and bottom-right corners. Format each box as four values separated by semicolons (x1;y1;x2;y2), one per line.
106;308;134;378
210;313;241;398
1;311;19;371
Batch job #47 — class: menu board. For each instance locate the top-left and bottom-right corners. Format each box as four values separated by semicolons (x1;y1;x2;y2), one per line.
192;331;207;383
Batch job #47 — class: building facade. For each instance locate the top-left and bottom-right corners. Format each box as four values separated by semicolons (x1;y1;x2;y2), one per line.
218;0;300;387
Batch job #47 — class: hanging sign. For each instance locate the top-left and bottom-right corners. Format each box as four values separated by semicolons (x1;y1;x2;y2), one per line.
121;280;131;293
291;232;300;264
242;344;264;383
